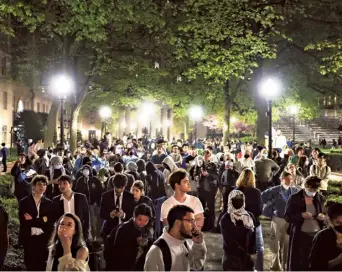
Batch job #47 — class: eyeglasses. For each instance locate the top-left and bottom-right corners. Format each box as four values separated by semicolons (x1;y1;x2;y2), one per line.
182;218;196;224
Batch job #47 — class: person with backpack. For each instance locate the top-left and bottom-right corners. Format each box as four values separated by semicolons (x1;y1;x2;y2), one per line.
33;149;49;175
144;205;207;271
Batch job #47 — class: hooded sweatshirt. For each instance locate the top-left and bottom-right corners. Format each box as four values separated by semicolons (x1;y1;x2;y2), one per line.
162;156;178;198
73;164;103;205
145;162;166;200
126;161;140;181
136;159;147;186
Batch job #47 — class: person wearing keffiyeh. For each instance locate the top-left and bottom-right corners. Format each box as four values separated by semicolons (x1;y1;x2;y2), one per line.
220;190;256;271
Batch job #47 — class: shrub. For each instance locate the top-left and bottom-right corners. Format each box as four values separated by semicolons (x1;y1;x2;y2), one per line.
327;195;342;204
0;174;13;198
0;197;19;226
327;185;342;196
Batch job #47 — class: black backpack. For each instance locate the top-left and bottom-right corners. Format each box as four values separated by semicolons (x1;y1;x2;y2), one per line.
153;238;190;271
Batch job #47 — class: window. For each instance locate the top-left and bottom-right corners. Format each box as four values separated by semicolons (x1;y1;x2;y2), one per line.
37;102;40;112
3;92;7;110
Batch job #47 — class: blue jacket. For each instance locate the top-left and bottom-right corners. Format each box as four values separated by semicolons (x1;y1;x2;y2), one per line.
261;185;299;219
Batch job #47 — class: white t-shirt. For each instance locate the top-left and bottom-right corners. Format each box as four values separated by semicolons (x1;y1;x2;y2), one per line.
161;194;204;221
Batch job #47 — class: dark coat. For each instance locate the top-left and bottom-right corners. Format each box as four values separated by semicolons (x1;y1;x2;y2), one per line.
100;190;135;236
0;204;8;264
237;187;263;227
109;218;153;271
145;162;165;200
51;192;90;240
309;227;342;271
220;212;256;271
45;168;71;200
18;195;53;246
11;162;35;201
74;173;103;205
284;189;326;271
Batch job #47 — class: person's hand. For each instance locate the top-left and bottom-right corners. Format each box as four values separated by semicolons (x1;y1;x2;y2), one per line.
24;213;32;220
302;212;313;219
192;230;204;244
317;213;325;221
110;210;119;218
58;231;72;251
117;209;125;218
137;237;148;246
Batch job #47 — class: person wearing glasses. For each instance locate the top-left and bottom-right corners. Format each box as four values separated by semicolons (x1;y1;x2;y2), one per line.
145;205;207;271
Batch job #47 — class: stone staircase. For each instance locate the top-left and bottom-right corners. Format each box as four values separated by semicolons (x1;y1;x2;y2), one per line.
274;116;342;144
274;117;313;143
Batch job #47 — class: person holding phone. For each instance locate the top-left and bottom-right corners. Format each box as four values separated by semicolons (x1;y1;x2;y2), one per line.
11;153;35;202
285;176;326;271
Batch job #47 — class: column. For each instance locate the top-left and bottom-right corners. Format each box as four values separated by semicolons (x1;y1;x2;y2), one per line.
150;108;157;139
125;107;131;136
167;108;174;141
161;107;168;140
118;106;125;138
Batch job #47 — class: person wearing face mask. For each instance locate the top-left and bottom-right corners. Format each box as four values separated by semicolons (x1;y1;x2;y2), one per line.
45;156;68;200
254;149;280;191
238;151;255;172
220;190;256;271
261;171;299;271
285;175;326;271
74;164;104;242
309;202;342;271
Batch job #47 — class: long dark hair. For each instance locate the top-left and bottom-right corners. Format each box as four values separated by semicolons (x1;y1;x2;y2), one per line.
48;213;86;258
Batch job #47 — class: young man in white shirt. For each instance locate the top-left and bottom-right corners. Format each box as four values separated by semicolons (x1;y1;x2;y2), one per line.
145;205;207;271
161;169;204;229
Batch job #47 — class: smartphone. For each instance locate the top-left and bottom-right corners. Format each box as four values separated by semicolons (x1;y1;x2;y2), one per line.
192;230;200;237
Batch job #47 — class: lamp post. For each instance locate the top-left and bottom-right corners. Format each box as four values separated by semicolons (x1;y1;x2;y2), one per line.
51;75;73;151
288;105;299;143
189;105;204;142
260;78;281;159
99;106;112;136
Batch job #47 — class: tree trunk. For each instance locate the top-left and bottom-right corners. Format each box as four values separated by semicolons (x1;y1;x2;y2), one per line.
223;80;231;145
251;64;268;145
184;116;189;140
44;101;59;148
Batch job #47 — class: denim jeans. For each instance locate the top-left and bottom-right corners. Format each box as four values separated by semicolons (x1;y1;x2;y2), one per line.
255;225;264;271
89;204;102;241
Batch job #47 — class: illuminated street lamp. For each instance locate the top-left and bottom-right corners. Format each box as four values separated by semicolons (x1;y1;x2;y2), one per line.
189;105;204;140
260;78;281;158
51;75;74;151
99;106;112;136
288;105;299;143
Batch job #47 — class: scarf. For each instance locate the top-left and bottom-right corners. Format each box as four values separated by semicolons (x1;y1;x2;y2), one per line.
227;190;254;231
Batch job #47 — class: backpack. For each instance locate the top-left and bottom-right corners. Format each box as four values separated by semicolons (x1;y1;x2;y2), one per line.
153;238;190;271
103;222;123;265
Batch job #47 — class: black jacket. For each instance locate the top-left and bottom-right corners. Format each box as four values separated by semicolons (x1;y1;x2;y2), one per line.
11;162;34;201
237;187;263;227
145;162;166;200
220;169;239;189
0;204;8;261
18;195;53;246
284;189;326;232
109;218;153;271
45;167;71;200
51;192;90;240
309;227;342;271
100;190;135;236
74;169;103;205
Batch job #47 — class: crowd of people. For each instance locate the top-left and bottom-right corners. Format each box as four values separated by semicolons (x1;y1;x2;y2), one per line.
0;134;341;271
